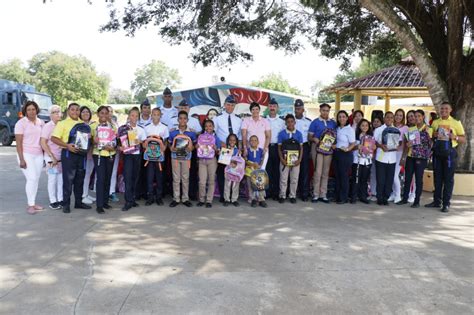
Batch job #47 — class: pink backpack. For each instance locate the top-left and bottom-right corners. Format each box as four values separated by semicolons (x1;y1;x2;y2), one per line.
197;133;216;159
225;155;245;183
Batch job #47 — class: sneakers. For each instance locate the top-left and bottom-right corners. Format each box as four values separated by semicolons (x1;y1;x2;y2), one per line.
49;202;62;210
408;195;415;203
82;196;93;205
109;193;120;202
88;195;96;202
311;197;318;203
319;197;330;203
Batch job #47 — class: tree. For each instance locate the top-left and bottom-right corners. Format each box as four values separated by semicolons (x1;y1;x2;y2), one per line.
29;51;110;108
251;73;301;95
100;1;473;170
0;59;34;84
108;88;133;104
130;60;181;102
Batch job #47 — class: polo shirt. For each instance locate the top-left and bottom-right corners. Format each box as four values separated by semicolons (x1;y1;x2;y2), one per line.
14;117;45;156
145;122;169;140
213;111;242;141
374;124;400;164
52;117;83;144
308;117;337;139
335;125;355;149
266;116;285;144
295;116;311;143
247;147;264;165
242;116;271;149
169;115;202;134
277;129;304;144
41;120;62;159
431;116;465;148
138;115;152;128
168;129;197;160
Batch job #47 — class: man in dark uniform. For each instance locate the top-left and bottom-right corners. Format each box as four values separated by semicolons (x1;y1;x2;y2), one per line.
265;98;285;200
294;99;311;201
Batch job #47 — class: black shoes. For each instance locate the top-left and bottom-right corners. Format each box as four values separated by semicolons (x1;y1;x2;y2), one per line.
205;203;212;208
223;201;230;207
410;203;420;208
279;197;285;204
360;199;369;204
301;197;309;202
156;198;164;206
49;202;62;210
169;200;179;207
75;203;92;210
232;201;239;207
251;200;258;208
425;201;441;208
441;205;450;213
63;206;71;213
132;202;139;207
183;201;192;207
103;204;112;209
122;203;132;211
259;201;268;208
396;200;408;205
96;207;105;214
350;199;356;204
145;198;154;206
197;202;205;207
289;198;297;204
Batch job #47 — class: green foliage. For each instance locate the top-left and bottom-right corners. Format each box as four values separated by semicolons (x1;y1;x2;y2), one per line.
29;51;110;108
130;60;181;102
251;73;301;95
108;88;133;104
0;59;34;84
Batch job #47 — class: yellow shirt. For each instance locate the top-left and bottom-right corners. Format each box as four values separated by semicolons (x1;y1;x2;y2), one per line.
52;117;83;143
431;116;465;148
90;122;117;157
406;124;433;157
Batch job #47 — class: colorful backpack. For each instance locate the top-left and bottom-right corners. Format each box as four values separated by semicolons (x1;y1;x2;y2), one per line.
197;133;216;159
281;137;301;167
96;124;116;150
382;126;401;150
172;134;192;159
411;129;432;159
317;128;336;155
359;135;376;160
68;122;91;155
144;136;164;163
433;126;452;158
117;124;140;154
250;169;269;191
225;155;245;183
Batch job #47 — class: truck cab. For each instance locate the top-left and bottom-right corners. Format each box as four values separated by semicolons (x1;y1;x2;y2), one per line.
0;79;53;145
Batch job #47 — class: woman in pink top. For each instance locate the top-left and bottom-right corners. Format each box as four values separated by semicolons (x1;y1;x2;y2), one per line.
14;101;45;214
390;108;409;203
41;105;63;210
241;102;271;168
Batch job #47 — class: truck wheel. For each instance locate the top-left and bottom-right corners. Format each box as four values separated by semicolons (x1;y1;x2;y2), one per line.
0;127;13;146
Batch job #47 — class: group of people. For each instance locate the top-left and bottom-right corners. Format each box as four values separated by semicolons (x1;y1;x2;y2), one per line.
14;87;465;215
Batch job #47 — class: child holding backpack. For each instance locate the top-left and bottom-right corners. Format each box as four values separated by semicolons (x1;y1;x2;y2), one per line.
277;114;303;204
246;135;267;208
144;108;169;206
222;133;241;206
197;119;220;208
168;111;197;208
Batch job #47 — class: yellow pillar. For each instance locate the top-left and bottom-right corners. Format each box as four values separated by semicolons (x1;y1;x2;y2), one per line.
354;89;362;110
384;95;390;112
335;92;341;114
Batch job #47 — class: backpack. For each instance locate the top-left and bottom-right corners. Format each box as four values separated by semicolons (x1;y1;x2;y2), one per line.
172;134;192;159
96;124;116;150
411;128;432;159
68;123;91;155
225;155;245;183
433;139;452;158
359;135;376;160
250;169;269;191
317;128;336;155
282;137;301;166
382;126;401;150
197;133;216;159
144;136;164;162
117;124;140;154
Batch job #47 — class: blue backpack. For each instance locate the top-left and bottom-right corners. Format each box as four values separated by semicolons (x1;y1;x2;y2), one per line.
68;123;91;155
382;126;401;150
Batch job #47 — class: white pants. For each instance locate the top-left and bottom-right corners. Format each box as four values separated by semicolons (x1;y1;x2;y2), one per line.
82;154;95;198
44;155;63;203
109;151;120;195
18;153;43;206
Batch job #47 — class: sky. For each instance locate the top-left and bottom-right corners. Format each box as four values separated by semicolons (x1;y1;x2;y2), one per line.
0;0;358;96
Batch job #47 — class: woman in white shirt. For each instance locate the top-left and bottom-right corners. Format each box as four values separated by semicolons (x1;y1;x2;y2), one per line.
333;110;356;204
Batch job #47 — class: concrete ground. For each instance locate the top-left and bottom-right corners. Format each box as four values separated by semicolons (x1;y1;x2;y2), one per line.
0;146;473;315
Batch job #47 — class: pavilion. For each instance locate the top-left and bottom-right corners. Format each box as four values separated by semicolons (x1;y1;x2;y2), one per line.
323;59;432;112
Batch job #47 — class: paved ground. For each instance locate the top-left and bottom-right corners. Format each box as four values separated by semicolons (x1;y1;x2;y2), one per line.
0;146;473;315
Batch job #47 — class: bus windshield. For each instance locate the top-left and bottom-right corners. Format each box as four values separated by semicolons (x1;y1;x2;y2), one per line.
24;92;53;115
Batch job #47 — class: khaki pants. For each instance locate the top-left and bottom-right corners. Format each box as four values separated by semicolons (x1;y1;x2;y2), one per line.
279;163;300;198
224;175;240;202
312;153;332;198
247;177;265;201
198;158;217;203
172;159;190;202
